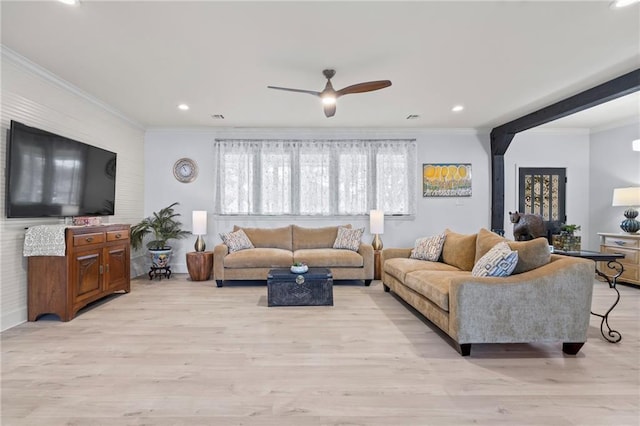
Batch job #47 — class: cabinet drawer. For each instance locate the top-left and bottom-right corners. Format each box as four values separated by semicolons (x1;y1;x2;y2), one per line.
600;246;639;265
73;232;105;247
602;236;640;249
107;229;130;242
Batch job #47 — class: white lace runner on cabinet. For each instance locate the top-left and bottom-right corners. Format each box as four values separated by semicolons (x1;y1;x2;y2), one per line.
23;224;68;257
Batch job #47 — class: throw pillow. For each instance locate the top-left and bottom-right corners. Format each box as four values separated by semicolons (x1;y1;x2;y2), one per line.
219;229;254;253
333;227;364;251
472;242;519;277
441;229;478;271
410;233;446;261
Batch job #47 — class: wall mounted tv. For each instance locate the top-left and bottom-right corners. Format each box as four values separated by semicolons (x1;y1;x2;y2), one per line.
6;120;117;218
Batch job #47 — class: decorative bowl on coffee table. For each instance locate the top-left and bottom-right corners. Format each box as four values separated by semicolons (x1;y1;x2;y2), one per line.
291;264;309;274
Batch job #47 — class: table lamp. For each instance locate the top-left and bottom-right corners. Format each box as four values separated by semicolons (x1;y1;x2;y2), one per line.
370;210;384;250
612;187;640;234
192;210;207;251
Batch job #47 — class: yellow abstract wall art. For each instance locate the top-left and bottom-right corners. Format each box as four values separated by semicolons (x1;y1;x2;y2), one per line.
423;163;472;197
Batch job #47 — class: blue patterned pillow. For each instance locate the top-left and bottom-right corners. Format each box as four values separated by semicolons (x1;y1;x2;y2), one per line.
472;242;518;277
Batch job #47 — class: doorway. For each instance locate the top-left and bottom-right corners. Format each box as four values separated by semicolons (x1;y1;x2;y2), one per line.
518;167;566;236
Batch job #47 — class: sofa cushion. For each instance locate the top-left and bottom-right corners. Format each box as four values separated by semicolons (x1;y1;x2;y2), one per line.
404;270;470;312
472;241;519;277
333;227;364;251
223;248;293;268
410;233;446;261
441;229;477;271
475;228;507;263
294;248;363;268
475;227;550;274
219;229;255;253
385;257;461;282
233;225;293;251
508;237;551;274
292;225;350;251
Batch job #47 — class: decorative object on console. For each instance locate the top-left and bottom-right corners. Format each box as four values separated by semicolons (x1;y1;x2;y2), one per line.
552;224;582;252
130;202;190;276
612;187;640;234
72;216;103;226
173;158;198;183
369;210;384;250
423;163;472;197
192;210;207;252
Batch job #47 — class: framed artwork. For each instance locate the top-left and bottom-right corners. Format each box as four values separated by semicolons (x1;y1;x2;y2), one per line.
423;163;472;197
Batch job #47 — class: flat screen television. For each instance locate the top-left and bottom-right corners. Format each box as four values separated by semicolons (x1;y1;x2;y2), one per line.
5;120;117;218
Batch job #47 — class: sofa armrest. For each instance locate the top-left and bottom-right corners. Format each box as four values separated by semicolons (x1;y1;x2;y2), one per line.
358;243;375;279
380;248;412;267
447;256;595;344
213;243;229;281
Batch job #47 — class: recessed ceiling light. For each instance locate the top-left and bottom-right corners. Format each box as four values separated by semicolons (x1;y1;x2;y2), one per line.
58;0;80;5
610;0;639;8
178;104;189;111
452;105;464;112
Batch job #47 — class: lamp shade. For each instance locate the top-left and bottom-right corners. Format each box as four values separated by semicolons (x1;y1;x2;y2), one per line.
612;187;640;207
192;211;207;235
370;210;384;234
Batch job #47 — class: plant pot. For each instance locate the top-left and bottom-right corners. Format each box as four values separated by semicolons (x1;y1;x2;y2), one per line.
149;248;173;268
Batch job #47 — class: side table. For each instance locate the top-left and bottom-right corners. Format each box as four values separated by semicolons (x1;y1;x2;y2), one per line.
374;250;382;280
555;249;625;343
186;251;214;281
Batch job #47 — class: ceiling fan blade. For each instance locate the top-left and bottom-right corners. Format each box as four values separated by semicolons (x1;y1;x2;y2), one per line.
336;80;392;96
267;86;321;97
324;103;336;118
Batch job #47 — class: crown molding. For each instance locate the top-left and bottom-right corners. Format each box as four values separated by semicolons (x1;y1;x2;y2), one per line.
1;45;145;130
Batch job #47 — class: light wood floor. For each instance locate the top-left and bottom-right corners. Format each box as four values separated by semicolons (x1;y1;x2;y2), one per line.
2;276;639;425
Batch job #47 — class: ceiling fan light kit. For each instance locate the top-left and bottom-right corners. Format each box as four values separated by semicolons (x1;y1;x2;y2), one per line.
268;69;391;118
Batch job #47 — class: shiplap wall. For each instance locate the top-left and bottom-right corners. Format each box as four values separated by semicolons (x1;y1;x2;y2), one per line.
0;48;145;331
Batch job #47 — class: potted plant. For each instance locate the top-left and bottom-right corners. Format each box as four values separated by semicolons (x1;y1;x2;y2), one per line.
130;202;190;269
553;224;582;251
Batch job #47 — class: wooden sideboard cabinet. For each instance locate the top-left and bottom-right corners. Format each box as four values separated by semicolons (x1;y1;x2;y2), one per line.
28;224;131;321
598;232;639;286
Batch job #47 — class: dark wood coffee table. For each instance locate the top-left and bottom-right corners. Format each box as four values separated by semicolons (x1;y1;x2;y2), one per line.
267;268;333;307
555;249;625;343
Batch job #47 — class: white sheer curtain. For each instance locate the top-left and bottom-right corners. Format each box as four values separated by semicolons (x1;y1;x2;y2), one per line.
214;138;416;216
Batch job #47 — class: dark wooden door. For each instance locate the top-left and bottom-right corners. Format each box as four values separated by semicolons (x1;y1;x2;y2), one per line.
518;167;566;235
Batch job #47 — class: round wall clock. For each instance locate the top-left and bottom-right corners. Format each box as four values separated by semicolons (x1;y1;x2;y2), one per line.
173;158;198;183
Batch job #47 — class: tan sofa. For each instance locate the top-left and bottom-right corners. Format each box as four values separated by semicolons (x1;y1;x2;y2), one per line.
214;225;374;287
382;228;595;356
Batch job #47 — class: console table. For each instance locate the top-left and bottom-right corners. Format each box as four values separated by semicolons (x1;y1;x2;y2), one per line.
555;249;625;343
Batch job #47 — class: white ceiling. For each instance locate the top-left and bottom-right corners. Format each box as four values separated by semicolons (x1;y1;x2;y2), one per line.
1;0;639;130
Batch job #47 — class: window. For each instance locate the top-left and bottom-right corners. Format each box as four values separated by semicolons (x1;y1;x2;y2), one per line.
214;139;416;216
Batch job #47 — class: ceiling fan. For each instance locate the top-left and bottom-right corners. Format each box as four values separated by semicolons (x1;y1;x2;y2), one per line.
267;69;392;118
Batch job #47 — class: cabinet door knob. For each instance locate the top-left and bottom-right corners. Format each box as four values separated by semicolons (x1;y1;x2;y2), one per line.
86;237;94;242
115;233;122;239
614;240;626;246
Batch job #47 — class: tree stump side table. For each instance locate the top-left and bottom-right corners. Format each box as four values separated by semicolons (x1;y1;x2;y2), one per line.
186;251;214;281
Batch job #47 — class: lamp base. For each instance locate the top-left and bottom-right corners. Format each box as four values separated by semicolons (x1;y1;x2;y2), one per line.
372;234;383;251
620;208;640;234
194;235;206;252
